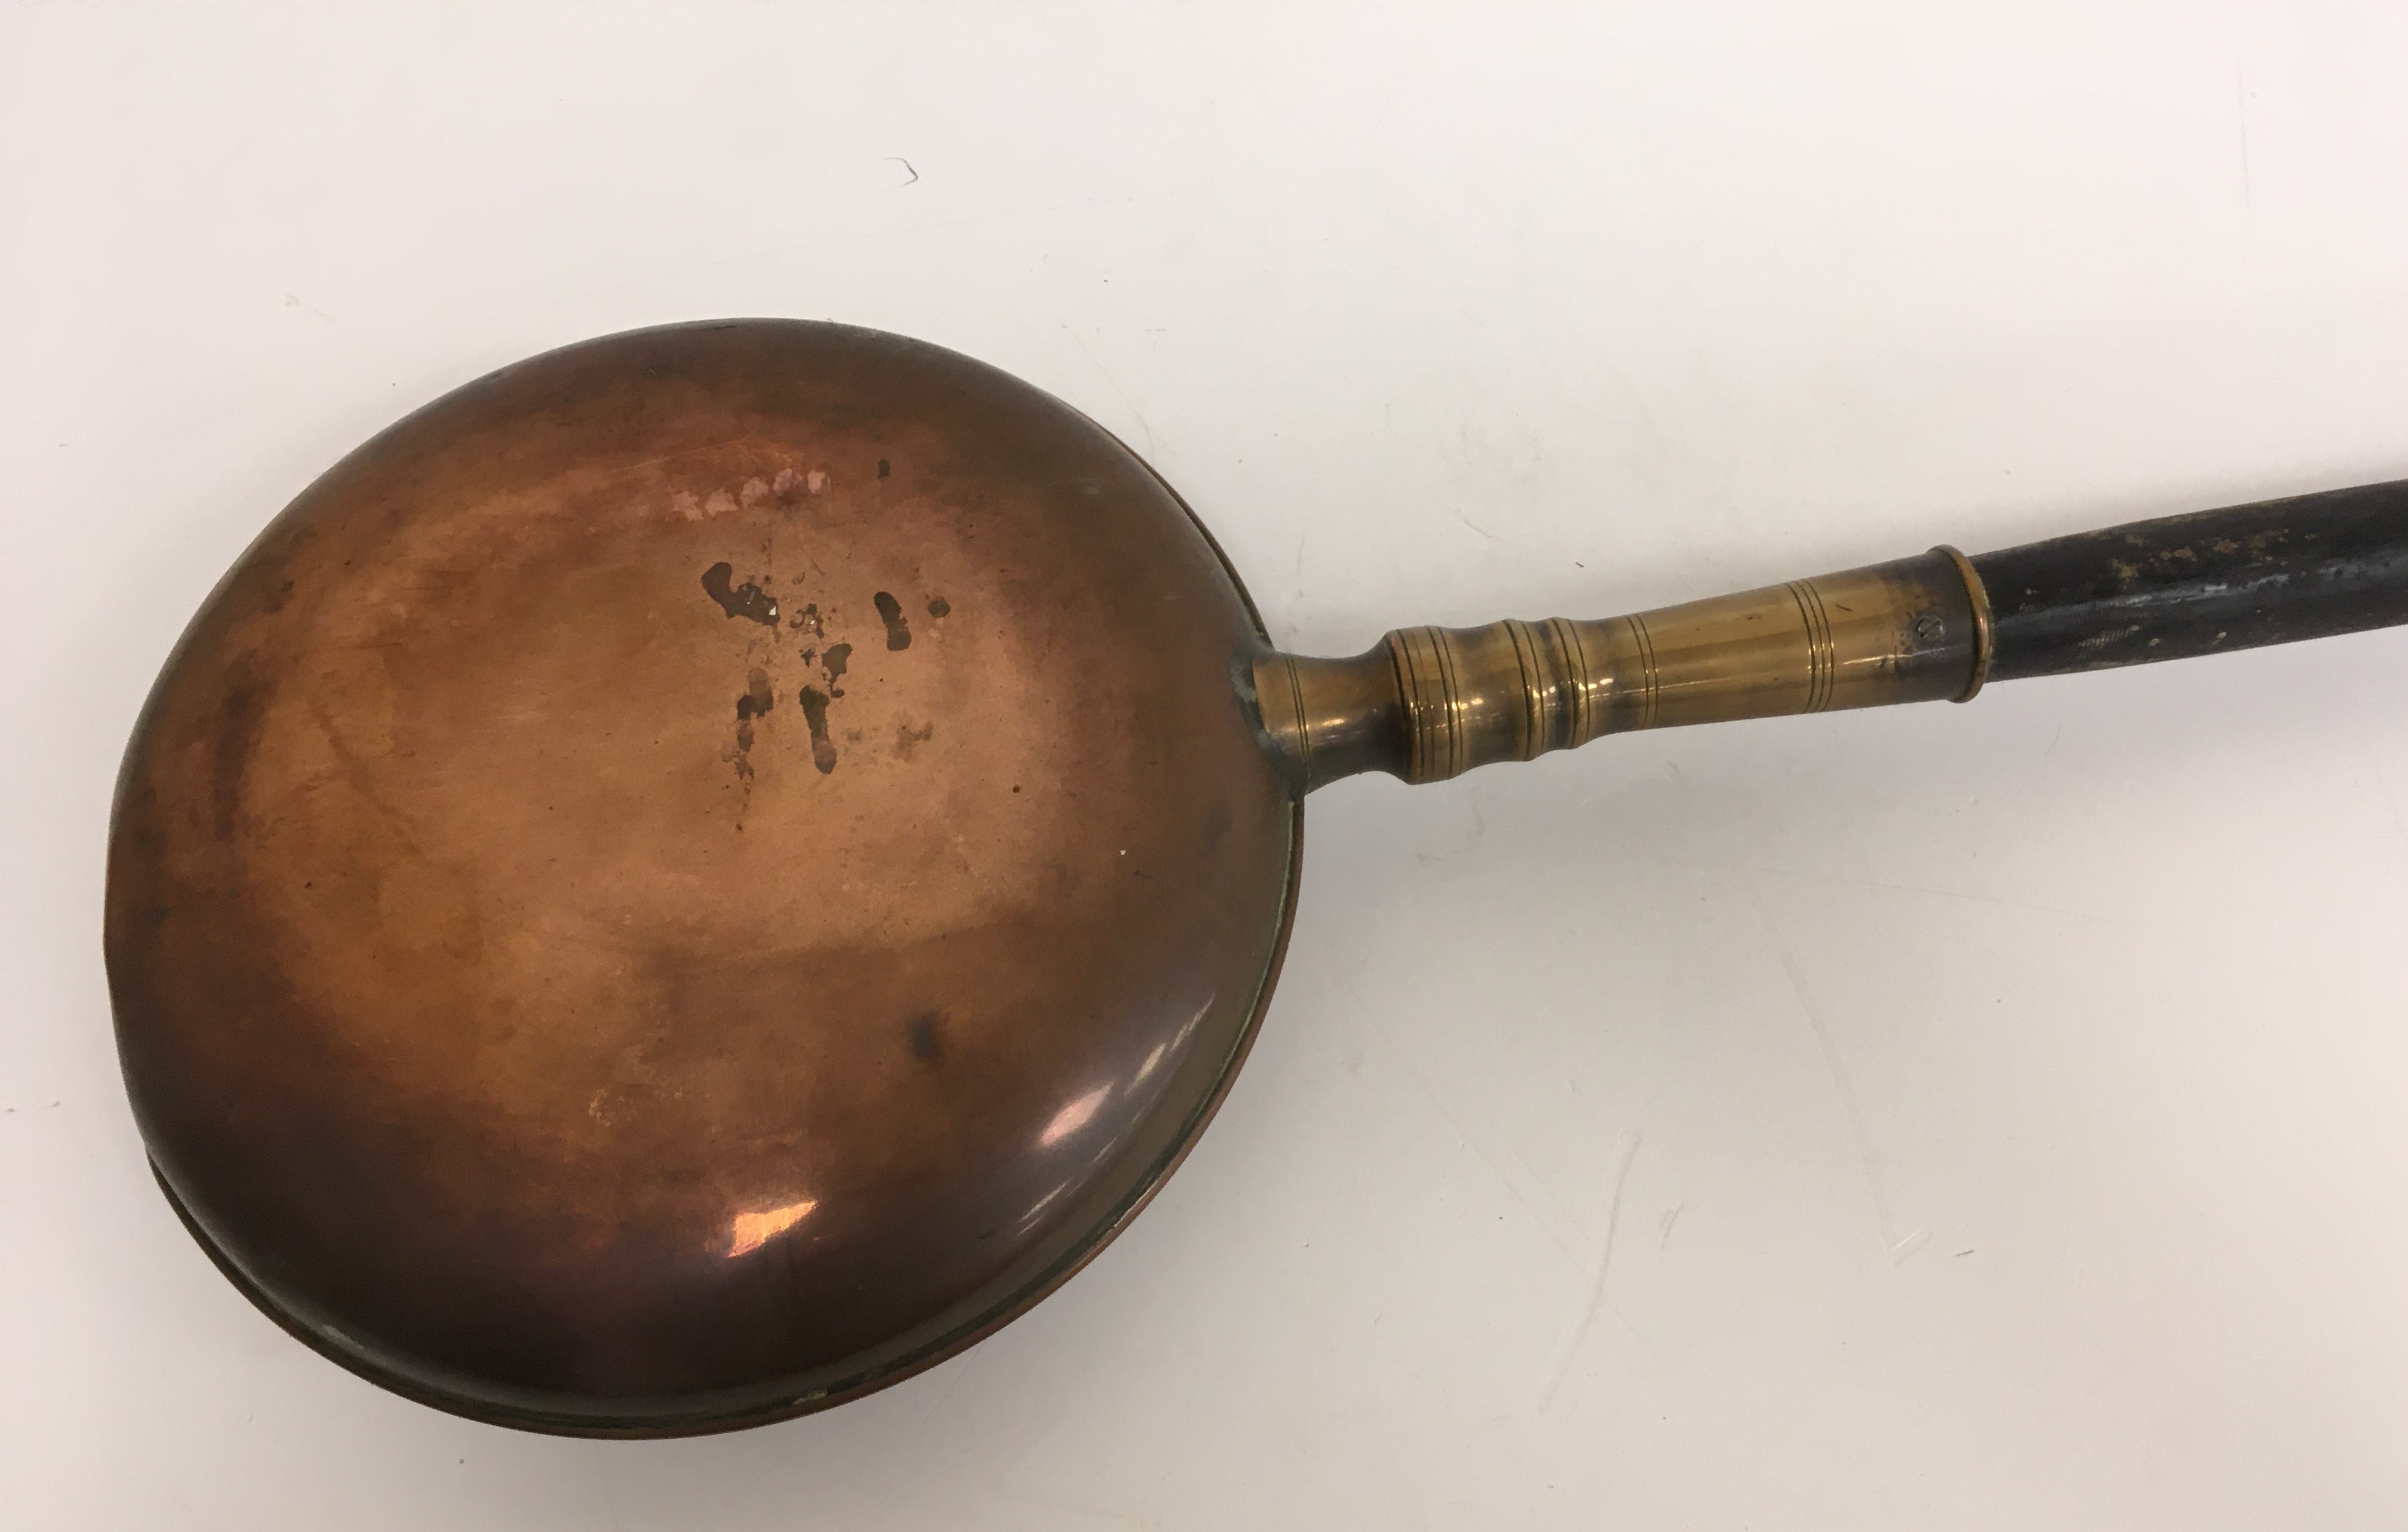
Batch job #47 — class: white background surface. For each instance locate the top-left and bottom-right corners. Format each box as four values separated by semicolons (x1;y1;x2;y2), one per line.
7;4;2408;1527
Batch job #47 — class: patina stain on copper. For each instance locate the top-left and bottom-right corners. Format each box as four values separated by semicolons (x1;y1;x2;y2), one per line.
105;320;1301;1434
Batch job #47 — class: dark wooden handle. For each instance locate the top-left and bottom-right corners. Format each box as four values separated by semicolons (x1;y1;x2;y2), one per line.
1969;479;2408;683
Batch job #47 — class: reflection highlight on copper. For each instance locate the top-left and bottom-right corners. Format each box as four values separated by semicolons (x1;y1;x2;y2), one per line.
724;1197;819;1258
1132;996;1215;1091
1039;1085;1111;1148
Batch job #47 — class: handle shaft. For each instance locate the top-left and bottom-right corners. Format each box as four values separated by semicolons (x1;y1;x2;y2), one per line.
1971;479;2408;682
1248;478;2408;793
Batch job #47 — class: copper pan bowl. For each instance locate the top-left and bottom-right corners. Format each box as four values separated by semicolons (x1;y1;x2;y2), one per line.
109;320;1299;1434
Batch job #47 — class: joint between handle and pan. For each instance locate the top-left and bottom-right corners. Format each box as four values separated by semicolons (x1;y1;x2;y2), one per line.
1933;545;1994;703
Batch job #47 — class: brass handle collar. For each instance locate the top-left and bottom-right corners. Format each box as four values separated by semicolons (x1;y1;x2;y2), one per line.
1932;544;1994;703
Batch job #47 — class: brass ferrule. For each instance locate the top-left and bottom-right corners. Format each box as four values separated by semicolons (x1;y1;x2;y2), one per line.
1250;549;1989;792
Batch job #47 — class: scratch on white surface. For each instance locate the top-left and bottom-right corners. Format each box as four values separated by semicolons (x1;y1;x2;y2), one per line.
2235;67;2255;211
1657;1200;1684;1253
1340;975;1587;1269
1735;863;2143;933
1747;883;1929;1266
2356;756;2408;856
1575;757;1681;810
538;185;1180;312
991;1483;1162;1530
915;1352;974;1426
594;1450;628;1532
1062;324;1156;453
1536;1129;1640;1410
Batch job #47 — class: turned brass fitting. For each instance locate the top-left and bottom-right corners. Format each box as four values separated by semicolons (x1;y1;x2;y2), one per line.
1249;550;1991;791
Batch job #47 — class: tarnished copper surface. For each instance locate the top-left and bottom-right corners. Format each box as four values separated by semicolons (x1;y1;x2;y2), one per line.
105;320;1299;1434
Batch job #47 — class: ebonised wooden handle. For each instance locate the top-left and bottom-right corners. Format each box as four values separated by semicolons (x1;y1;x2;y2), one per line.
1969;479;2408;683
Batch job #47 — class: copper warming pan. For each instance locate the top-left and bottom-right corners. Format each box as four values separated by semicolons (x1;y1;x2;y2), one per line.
105;319;2408;1434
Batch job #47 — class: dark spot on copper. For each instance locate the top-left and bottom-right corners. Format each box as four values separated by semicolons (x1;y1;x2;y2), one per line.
926;596;950;619
822;643;852;699
734;668;775;723
877;458;891;479
873;591;910;650
906;1012;941;1061
787;602;823;636
701;563;778;625
893;719;934;761
729;668;775;780
796;686;837;774
211;664;269;839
